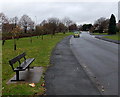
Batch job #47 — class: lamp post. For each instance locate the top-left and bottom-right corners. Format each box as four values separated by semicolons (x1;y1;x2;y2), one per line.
35;16;37;30
35;16;38;37
118;1;120;21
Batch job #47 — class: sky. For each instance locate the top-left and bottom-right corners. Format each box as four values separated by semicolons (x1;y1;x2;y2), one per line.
0;0;119;25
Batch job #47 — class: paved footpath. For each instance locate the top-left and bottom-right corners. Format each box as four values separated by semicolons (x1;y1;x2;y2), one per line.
45;36;101;95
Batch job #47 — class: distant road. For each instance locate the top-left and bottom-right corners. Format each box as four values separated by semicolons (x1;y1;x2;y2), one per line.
70;31;118;95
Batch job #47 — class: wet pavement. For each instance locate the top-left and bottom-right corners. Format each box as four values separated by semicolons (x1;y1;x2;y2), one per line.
7;67;43;84
45;36;100;95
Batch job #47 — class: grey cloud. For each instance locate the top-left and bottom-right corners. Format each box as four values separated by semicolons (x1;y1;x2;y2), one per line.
1;2;118;25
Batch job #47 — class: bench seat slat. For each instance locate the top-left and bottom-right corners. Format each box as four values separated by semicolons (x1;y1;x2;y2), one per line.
14;58;35;71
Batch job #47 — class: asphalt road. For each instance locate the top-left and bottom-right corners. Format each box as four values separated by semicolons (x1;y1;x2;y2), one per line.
70;31;118;95
45;36;100;95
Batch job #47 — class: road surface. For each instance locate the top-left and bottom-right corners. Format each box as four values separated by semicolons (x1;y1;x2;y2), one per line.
70;31;118;95
45;36;100;95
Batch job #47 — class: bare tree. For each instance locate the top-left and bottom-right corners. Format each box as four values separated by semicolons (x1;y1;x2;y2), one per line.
0;13;9;33
11;26;21;50
47;17;60;37
40;20;47;26
62;17;73;32
19;14;34;33
0;12;9;24
9;16;18;26
78;25;83;31
69;23;77;31
94;17;109;33
57;22;67;34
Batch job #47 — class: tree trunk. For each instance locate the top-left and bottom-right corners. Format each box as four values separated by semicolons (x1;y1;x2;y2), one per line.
24;27;27;33
2;40;5;45
41;34;43;40
30;37;32;43
63;32;66;34
14;38;16;51
51;34;53;38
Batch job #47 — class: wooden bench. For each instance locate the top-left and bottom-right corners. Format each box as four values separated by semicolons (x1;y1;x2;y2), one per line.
9;52;35;81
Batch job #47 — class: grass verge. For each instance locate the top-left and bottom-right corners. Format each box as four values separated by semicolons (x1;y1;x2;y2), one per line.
91;33;108;35
2;32;73;96
103;33;120;41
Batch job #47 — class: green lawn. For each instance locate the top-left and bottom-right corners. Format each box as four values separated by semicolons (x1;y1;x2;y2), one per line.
92;33;108;35
103;34;120;41
2;32;73;96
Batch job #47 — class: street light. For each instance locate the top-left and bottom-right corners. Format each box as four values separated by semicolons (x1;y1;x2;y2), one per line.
35;16;37;26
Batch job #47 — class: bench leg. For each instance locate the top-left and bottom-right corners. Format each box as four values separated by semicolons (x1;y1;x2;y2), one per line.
28;66;34;71
11;71;24;82
16;71;19;81
28;66;30;71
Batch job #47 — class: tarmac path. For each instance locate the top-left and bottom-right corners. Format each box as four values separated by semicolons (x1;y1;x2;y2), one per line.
45;35;100;95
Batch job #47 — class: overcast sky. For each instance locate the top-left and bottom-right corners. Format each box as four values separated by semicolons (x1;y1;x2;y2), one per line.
0;0;119;25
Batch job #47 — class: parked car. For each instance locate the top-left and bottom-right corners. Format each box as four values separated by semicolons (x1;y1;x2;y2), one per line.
73;31;80;38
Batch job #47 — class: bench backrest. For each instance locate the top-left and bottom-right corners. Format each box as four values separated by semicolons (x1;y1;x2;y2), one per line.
9;52;26;71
